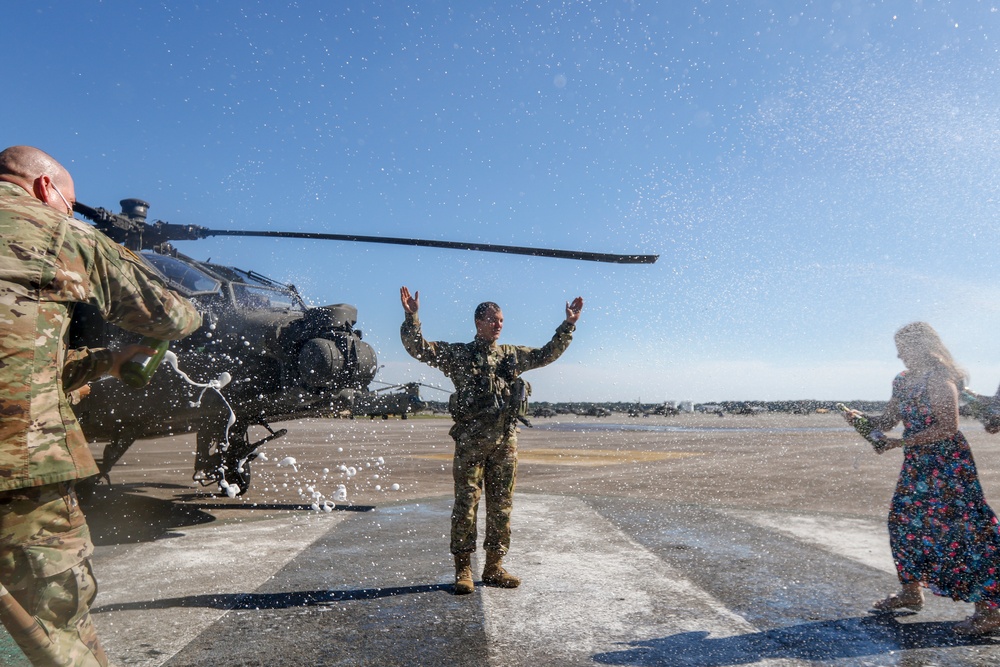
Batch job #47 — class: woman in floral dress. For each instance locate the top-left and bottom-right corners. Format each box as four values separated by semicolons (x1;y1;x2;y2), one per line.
844;322;1000;635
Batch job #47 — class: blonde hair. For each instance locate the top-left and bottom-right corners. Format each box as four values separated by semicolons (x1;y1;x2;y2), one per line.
894;322;967;388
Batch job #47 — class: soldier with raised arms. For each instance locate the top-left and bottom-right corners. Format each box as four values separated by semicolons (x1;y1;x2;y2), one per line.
0;146;202;666
400;286;583;594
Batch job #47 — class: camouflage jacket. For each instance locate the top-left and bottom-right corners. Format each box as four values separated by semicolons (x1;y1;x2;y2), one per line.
401;312;574;439
0;182;202;491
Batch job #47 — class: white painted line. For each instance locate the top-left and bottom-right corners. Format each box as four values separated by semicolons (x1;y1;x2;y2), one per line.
720;509;895;575
481;494;762;666
91;514;345;667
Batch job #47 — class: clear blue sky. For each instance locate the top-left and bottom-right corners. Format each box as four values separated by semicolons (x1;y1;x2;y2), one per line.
5;1;1000;401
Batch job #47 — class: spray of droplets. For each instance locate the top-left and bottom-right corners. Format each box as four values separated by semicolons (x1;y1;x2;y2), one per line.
253;448;401;512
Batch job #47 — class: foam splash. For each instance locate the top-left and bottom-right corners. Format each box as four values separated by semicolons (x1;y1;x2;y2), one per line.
163;351;237;452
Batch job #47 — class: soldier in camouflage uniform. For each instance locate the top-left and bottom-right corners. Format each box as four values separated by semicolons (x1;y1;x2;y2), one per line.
400;286;583;595
0;146;202;666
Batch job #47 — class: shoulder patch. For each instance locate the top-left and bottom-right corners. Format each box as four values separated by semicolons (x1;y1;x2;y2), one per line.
118;245;145;264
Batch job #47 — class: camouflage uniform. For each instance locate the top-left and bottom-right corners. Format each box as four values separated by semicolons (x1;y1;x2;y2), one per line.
0;181;202;666
401;312;574;556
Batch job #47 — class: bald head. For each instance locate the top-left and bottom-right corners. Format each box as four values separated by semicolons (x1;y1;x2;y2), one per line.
0;145;75;213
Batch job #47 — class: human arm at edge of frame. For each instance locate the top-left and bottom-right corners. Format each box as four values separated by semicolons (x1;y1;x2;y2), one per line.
82;224;202;340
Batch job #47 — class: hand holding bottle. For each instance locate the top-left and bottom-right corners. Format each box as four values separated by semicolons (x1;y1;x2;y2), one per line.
837;403;890;454
114;337;170;388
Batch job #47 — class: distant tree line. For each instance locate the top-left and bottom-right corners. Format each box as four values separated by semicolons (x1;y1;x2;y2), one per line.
418;399;894;417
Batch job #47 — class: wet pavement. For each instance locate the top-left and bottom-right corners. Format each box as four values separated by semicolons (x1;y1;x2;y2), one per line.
4;413;1000;666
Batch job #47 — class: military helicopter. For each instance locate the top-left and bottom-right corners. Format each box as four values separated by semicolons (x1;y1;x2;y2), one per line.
69;198;657;496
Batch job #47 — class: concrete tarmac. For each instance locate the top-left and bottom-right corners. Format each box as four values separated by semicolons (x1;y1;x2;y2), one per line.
5;413;1000;666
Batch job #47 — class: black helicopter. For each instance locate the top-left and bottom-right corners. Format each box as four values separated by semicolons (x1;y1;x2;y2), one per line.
68;198;657;496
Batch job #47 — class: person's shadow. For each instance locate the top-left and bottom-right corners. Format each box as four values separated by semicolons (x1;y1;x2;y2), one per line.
592;613;999;666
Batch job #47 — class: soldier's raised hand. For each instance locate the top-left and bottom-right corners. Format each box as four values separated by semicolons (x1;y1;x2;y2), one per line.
400;286;420;314
565;296;584;324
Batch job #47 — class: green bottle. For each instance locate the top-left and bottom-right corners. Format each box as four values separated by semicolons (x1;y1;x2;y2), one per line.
837;403;888;453
119;337;170;388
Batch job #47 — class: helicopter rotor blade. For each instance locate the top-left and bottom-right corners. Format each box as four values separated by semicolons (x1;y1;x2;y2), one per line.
201;229;657;265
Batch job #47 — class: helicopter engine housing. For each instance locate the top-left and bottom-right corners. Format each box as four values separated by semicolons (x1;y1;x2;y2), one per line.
280;303;377;390
298;335;376;389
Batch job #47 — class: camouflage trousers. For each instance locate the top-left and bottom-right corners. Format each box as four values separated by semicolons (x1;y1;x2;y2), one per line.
0;482;107;667
450;429;518;557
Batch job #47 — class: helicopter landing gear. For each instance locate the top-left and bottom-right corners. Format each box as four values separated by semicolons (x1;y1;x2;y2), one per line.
221;445;253;498
195;416;287;497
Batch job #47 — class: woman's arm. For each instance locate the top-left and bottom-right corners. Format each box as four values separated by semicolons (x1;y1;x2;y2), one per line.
868;393;902;432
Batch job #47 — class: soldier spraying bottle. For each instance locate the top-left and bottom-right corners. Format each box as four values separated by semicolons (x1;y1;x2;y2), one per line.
0;146;201;667
400;286;583;595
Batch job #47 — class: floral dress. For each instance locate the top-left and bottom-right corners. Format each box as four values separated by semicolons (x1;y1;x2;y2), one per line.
889;371;1000;606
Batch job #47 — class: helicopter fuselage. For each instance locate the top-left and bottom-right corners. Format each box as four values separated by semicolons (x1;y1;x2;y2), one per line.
69;248;380;444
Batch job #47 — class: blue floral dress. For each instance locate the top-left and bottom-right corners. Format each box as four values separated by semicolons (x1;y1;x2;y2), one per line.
889;371;1000;607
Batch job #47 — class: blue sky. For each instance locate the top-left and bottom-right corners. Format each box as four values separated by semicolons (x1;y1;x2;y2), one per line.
5;1;1000;401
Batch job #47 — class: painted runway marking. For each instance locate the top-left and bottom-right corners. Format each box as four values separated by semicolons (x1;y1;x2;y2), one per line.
480;494;762;665
90;514;343;667
721;508;895;575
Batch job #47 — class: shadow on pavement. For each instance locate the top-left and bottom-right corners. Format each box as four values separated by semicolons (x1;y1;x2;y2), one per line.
592;613;1000;665
179;500;375;512
80;481;375;546
80;483;216;546
91;583;453;614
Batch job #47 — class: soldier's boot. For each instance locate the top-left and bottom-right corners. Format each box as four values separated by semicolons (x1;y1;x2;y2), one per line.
482;551;520;588
454;554;475;595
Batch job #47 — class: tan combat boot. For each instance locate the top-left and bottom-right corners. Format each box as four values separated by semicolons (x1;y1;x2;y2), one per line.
454;553;474;595
482;551;520;588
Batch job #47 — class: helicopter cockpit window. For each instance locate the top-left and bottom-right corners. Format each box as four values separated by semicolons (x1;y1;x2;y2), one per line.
141;252;222;295
232;284;304;312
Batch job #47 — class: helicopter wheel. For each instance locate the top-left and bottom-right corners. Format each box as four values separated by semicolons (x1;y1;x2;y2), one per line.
221;453;252;497
196;399;254;496
217;420;254;497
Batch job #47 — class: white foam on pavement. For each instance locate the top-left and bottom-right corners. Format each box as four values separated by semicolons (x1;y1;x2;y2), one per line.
91;514;344;666
719;509;895;575
480;494;791;666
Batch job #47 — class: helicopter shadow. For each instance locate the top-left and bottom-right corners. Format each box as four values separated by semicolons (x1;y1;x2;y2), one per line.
82;484;377;546
91;582;453;614
81;483;217;546
173;495;375;513
591;613;999;666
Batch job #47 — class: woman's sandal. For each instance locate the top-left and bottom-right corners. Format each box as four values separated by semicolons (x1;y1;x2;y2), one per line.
954;610;1000;636
872;592;924;612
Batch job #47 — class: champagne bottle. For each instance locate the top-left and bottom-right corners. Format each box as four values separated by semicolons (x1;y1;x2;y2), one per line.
836;403;889;453
119;337;170;388
959;388;999;424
